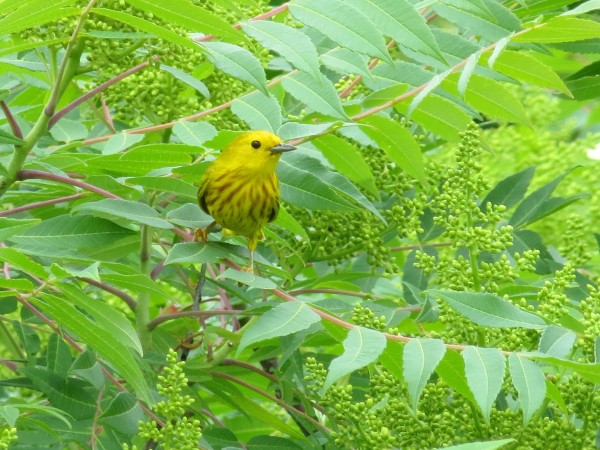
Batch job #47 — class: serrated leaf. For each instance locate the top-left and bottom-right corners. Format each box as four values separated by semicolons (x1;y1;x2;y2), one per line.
321;326;386;393
458;74;529;124
281;72;348;120
241;21;321;80
508;353;546;425
201;41;268;95
59;283;143;356
126;176;197;200
432;291;547;330
173;120;217;147
313;134;379;197
480;166;535;211
49;118;88;143
463;346;505;422
346;0;444;62
320;48;372;79
538;326;577;358
74;199;173;229
566;76;600;101
46;334;72;377
101;273;169;299
247;435;304;450
238;302;321;354
0;1;80;35
403;338;446;409
0;128;24;145
165;241;242;265
0;247;47;279
100;392;144;435
33;294;152;405
509;168;584;228
102;133;144;155
359;115;427;186
514;17;600;43
379;340;404;381
231;91;282;132
277;159;359;212
486;50;571;96
161;64;209;98
395;93;471;142
124;0;242;42
92;8;201;52
530;355;600;384
436;350;476;403
289;0;392;63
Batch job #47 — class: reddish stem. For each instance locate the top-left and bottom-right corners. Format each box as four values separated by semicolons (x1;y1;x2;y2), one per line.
49;57;158;129
0;193;84;217
79;277;137;310
0;100;23;139
17;169;193;241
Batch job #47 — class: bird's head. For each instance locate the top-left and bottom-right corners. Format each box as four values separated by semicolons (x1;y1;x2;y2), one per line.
221;130;296;174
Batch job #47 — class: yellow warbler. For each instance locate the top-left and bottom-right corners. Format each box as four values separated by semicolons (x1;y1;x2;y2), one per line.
197;131;296;269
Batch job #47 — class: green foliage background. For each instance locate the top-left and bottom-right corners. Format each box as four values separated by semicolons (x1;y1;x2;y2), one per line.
0;0;600;449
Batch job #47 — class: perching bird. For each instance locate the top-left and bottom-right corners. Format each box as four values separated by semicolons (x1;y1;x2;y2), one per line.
196;130;296;270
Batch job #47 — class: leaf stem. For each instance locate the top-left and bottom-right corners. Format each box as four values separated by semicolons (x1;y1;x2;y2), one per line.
0;101;23;139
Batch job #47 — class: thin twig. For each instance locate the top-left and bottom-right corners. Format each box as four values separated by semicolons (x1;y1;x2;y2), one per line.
0;193;84;217
79;277;137;310
0;100;23;139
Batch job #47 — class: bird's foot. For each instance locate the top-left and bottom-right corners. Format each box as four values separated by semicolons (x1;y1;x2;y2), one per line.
194;227;208;242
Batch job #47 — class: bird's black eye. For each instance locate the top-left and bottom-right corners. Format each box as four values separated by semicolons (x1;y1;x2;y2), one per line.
251;140;261;149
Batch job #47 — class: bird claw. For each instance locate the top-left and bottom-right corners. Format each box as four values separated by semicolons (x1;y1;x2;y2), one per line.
194;228;208;242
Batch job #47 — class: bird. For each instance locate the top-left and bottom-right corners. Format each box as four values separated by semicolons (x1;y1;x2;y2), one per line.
196;130;296;271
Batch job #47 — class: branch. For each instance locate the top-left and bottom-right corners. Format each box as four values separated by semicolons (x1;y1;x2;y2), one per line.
0;101;23;139
17;169;194;241
79;277;137;310
0;193;84;217
147;309;244;331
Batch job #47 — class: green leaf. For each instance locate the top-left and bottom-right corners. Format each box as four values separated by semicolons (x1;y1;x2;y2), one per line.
49;118;88;143
566;76;600;101
92;8;202;52
345;0;444;62
200;41;268;95
126;176;197;200
508;353;546;425
217;269;277;290
165;242;243;265
403;338;446;409
509;169;585;228
241;21;321;80
238;301;321;354
102;133;144;155
101;273;169;299
363;83;409;108
463;346;505;422
74;199;173;229
0;128;24;145
432;291;547;330
379;340;404;381
313;134;379;197
320;48;372;79
247;435;304;450
289;0;391;63
277;159;360;212
33;294;153;405
173;120;217;146
10;215;136;259
0;247;47;279
161;64;209;98
359;115;427;186
272;205;308;239
538;326;577;358
100;392;145;435
59;283;143;356
438;439;516;450
450;73;529;124
514;17;600;43
395;93;471;142
87;143;193;175
432;0;520;41
0;0;80;35
231;91;282;133
436;350;476;403
124;0;243;42
321;326;386;393
281;72;349;120
486;50;571;96
480;166;535;211
46;334;72;377
530;355;600;384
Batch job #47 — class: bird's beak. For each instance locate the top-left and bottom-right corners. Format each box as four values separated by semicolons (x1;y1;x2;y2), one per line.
270;142;296;154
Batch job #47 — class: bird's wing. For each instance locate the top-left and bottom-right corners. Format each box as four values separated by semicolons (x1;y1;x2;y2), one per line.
267;193;280;223
197;175;210;214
